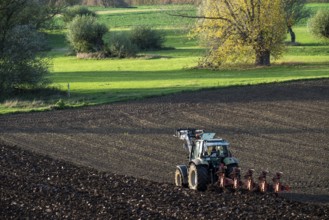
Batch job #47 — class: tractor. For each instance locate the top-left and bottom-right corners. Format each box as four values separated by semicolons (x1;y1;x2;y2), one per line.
174;128;289;193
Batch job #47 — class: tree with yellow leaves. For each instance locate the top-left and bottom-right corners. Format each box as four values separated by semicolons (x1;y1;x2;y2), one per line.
194;0;287;67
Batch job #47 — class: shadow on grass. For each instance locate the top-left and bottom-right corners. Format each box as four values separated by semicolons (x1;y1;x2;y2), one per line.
66;77;329;106
1;65;328;115
51;62;329;83
0;87;66;103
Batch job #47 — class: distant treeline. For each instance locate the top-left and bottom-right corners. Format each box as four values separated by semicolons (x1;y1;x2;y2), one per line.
81;0;197;7
81;0;329;7
306;0;329;2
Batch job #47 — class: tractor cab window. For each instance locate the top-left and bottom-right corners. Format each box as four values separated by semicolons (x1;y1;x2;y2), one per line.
205;145;229;157
218;145;229;157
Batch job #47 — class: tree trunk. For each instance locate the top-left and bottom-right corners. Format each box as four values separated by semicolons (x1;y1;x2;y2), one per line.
255;50;271;66
255;32;271;66
288;26;296;43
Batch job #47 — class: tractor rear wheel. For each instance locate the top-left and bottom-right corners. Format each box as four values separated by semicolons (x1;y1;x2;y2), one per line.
188;164;208;191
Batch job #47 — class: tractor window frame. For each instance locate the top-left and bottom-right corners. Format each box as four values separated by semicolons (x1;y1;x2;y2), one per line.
192;141;202;159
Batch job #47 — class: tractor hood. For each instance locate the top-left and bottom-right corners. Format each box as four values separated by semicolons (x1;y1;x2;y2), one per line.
223;157;239;165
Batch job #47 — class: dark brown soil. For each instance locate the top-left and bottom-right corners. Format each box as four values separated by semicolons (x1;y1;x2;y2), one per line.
1;144;328;219
1;79;329;218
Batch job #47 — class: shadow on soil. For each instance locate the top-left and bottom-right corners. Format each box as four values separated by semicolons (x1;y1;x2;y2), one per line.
0;123;327;137
282;192;329;205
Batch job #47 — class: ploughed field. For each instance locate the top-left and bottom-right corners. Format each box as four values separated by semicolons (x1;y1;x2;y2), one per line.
1;79;329;218
1;144;328;219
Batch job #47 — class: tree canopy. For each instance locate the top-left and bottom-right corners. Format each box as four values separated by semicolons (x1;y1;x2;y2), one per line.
0;0;77;94
193;0;287;67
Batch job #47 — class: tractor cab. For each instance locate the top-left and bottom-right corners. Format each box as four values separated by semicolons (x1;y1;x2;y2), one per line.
190;132;231;161
203;140;230;158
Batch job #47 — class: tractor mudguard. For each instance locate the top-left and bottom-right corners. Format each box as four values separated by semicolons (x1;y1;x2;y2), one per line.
176;165;188;185
223;157;239;165
190;158;209;166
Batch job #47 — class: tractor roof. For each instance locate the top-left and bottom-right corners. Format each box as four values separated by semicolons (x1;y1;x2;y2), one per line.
199;133;230;145
200;133;216;140
204;139;230;146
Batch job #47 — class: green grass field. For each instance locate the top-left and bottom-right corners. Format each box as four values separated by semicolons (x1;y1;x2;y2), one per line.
1;3;328;114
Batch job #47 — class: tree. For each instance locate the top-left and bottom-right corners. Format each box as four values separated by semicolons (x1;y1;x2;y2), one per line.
281;0;309;43
193;0;286;67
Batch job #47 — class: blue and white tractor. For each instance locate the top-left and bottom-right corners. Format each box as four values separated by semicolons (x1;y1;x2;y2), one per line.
174;128;289;193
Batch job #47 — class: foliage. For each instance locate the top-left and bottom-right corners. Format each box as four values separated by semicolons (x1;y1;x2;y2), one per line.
0;0;57;94
66;15;108;53
194;0;286;67
62;6;97;23
308;10;329;39
0;0;80;30
106;33;138;58
0;25;50;94
130;26;164;50
282;0;309;26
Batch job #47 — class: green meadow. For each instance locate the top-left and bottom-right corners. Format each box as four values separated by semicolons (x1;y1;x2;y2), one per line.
1;3;328;114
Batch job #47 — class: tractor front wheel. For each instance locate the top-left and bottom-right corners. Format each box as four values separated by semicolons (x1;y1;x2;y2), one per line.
175;169;188;188
188;164;208;191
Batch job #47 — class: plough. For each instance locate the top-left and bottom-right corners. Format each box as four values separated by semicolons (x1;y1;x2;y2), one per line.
174;128;289;193
218;167;289;193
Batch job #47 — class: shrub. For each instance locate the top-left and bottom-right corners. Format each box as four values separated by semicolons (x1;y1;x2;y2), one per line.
106;33;138;58
82;0;129;7
130;26;164;51
54;99;66;109
308;10;329;39
0;25;50;94
101;0;130;7
66;16;108;53
62;6;97;23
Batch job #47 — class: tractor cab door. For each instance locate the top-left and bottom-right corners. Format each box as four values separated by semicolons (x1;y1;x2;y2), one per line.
191;141;203;160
